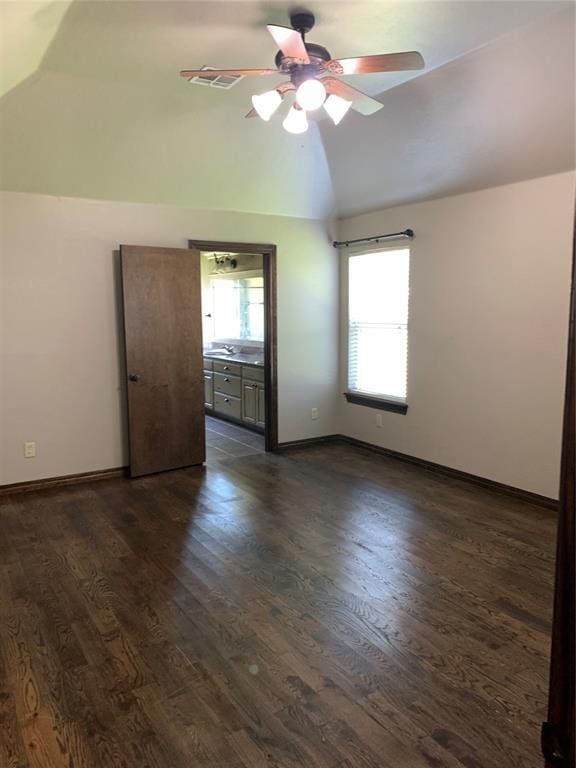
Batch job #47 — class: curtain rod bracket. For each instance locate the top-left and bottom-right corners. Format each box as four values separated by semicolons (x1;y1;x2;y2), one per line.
332;229;414;248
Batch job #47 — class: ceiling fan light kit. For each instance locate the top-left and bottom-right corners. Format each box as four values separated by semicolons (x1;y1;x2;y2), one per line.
295;78;327;111
283;104;309;134
251;89;283;121
323;94;353;125
180;10;425;135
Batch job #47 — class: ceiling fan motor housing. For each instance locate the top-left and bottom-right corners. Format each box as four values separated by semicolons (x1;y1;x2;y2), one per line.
273;9;331;78
274;42;332;78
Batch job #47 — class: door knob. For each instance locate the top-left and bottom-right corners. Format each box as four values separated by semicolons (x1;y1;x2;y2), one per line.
128;373;141;382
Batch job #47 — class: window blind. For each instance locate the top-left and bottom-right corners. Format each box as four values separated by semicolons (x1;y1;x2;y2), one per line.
347;248;410;401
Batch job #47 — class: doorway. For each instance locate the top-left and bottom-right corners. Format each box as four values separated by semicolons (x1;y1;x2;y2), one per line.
189;239;278;457
120;241;277;478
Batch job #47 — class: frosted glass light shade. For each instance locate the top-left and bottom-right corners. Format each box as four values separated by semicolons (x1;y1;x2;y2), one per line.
295;78;326;111
323;94;353;125
282;106;308;134
251;89;282;121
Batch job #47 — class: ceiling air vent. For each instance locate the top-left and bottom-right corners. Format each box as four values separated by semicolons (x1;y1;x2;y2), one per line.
187;66;244;90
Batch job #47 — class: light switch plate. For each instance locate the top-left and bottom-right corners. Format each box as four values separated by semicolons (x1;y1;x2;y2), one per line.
24;441;36;458
311;408;319;421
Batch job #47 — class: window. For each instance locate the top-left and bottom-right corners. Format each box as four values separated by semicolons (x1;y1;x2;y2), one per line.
346;247;410;412
210;275;264;341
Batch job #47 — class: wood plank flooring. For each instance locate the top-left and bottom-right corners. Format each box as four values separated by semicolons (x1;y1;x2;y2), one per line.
0;443;556;767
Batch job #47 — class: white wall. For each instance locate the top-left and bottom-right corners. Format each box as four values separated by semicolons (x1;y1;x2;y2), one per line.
2;173;573;496
337;172;575;499
0;191;339;485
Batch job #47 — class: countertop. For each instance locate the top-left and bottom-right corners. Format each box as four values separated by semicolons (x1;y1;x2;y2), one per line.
203;351;264;367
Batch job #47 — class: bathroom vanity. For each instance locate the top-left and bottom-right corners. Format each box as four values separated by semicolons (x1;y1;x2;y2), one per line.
203;353;265;432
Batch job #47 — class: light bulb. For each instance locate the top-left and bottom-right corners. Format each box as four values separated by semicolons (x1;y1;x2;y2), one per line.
251;89;282;121
282;106;308;134
323;94;352;125
295;78;326;111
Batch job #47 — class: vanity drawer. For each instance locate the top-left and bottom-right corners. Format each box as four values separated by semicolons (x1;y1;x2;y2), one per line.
242;364;264;383
214;372;241;398
214;392;241;420
203;358;213;371
213;360;242;377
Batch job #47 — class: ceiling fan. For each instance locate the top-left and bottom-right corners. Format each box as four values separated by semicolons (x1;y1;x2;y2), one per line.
180;10;425;134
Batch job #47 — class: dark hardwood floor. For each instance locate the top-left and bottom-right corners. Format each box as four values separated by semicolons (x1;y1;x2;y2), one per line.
0;443;556;767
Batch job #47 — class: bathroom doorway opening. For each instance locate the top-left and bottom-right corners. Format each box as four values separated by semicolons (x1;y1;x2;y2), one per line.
189;239;278;460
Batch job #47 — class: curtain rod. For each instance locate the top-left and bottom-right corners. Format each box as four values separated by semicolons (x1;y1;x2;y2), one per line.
332;229;414;248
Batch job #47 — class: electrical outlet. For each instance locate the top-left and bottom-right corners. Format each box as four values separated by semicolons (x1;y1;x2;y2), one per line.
376;414;383;428
24;441;36;458
311;407;319;421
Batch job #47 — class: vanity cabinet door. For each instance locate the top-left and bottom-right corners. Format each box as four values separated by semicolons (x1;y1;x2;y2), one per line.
242;379;258;425
257;384;266;429
204;371;214;409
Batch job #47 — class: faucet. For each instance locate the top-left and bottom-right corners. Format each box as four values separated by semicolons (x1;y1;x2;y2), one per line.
223;344;235;354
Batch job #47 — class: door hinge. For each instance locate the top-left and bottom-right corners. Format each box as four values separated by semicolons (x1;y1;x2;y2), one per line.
541;721;568;765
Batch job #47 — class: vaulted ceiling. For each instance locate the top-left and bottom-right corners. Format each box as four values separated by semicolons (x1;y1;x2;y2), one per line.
0;0;574;219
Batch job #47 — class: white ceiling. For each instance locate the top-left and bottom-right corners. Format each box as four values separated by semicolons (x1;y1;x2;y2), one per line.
324;6;576;216
0;0;73;97
0;0;574;218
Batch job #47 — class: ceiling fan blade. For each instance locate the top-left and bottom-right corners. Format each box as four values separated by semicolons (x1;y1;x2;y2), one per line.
180;68;278;78
322;77;383;116
266;25;310;64
324;51;424;75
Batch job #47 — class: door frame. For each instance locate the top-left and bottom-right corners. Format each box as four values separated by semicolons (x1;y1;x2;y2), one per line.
542;210;575;767
189;239;278;452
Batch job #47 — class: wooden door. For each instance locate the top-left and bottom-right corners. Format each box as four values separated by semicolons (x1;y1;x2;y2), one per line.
120;245;205;477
